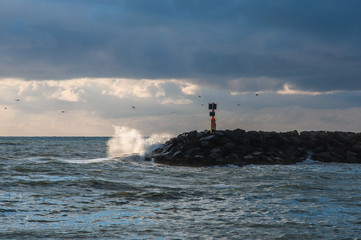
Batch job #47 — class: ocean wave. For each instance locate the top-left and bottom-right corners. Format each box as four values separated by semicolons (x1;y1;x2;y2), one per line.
107;126;172;158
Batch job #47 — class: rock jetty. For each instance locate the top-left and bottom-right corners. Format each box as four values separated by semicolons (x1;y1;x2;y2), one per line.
149;129;361;167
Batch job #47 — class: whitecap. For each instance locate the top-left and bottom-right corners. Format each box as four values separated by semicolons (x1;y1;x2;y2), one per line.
107;126;172;158
60;157;111;164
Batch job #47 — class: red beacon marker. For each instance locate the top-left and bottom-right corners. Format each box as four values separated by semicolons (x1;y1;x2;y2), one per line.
208;102;217;134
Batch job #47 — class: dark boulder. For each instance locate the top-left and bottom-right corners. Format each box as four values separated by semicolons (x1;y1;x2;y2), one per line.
150;129;361;167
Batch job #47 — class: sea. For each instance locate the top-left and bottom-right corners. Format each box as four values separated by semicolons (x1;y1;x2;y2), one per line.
1;126;361;239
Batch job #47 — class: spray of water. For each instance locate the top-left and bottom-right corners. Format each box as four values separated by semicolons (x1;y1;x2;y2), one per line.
107;126;172;158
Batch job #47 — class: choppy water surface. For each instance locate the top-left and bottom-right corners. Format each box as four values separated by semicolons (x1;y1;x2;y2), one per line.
1;137;361;239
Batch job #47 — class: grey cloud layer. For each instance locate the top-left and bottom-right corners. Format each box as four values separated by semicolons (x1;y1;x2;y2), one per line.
1;0;361;91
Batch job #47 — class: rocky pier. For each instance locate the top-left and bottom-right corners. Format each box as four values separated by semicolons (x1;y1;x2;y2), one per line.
149;129;361;167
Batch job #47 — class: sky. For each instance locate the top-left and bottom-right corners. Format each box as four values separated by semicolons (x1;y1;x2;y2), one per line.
1;0;361;136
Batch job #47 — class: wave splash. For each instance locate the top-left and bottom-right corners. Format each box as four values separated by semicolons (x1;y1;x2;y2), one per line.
107;126;172;158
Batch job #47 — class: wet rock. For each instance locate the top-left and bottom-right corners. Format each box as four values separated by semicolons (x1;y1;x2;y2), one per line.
185;139;200;147
214;131;225;136
346;151;358;163
243;155;254;160
192;155;206;166
207;152;222;164
184;147;202;156
224;142;235;152
200;135;217;143
224;153;240;165
237;145;256;155
200;140;216;149
312;152;334;162
150;129;361;167
186;130;199;140
173;150;183;159
352;143;361;152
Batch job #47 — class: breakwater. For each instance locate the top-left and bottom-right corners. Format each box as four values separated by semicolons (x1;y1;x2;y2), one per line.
149;129;361;166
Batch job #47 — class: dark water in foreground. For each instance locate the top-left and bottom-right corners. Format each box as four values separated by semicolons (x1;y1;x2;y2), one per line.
1;137;361;239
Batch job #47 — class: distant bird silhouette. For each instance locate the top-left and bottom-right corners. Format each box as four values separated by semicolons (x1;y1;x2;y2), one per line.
198;95;201;98
255;93;259;96
237;104;240;106
15;99;20;101
61;110;65;113
132;106;136;109
4;107;7;109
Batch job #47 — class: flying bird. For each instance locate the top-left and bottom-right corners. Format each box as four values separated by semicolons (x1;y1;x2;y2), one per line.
61;110;65;113
15;99;20;101
132;106;136;109
4;107;7;109
237;104;240;106
198;95;201;98
255;93;259;96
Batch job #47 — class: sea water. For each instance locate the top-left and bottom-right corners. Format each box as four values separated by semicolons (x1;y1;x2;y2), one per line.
1;127;361;239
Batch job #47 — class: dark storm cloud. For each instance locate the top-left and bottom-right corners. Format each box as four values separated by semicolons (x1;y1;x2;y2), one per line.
1;0;361;91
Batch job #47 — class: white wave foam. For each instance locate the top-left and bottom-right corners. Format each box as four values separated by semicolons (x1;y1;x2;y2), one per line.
62;158;111;164
107;126;172;158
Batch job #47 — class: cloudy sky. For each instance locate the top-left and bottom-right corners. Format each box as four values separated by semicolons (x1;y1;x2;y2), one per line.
1;0;361;136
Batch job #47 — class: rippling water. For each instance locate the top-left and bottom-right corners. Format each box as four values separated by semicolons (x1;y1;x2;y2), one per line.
1;137;361;239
